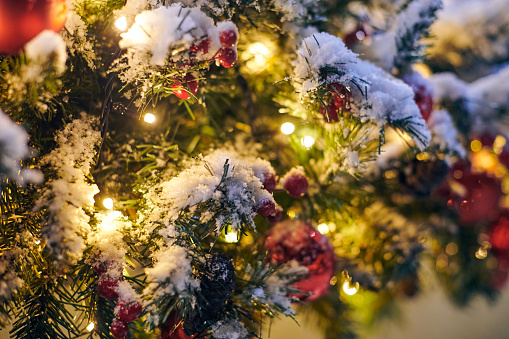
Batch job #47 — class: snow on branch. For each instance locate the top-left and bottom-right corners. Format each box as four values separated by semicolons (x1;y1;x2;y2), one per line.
34;114;100;267
294;32;431;150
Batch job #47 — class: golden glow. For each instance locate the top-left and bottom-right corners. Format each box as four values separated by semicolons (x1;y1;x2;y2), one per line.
102;198;114;210
243;42;273;73
144;113;156;124
472;150;497;172
475;247;488;259
470;140;482;152
342;281;358;295
301;135;315;148
34;239;41;245
99;211;123;233
225;231;239;243
115;17;128;31
494;135;506;154
445;242;459;256
86;322;95;332
281;122;295;135
317;223;330;234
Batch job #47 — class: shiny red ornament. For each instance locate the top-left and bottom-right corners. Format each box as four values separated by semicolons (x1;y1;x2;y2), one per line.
97;276;119;300
262;172;277;193
219;29;237;48
110;318;129;339
265;220;336;301
402;72;434;121
283;172;308;198
217;47;237;68
0;0;67;55
257;199;276;217
489;211;509;262
115;301;143;322
172;74;199;100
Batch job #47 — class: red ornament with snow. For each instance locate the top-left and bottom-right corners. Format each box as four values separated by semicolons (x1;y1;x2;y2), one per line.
115;301;143;323
217;47;237;68
172;74;199;100
320;83;350;122
258;199;276;217
262;172;277;193
402;72;434;121
111;318;129;339
265;220;336;301
97;276;120;300
0;0;67;55
282;169;308;198
190;37;210;55
219;30;237;48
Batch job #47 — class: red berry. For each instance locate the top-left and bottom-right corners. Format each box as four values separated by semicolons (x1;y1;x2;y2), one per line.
262;172;277;193
218;48;237;68
190;37;210;55
92;260;107;276
172;74;199;100
110;318;129;339
219;29;237;48
0;0;67;55
116;301;143;322
283;173;308;198
258;199;276;217
97;276;119;300
267;205;283;223
402;72;434;121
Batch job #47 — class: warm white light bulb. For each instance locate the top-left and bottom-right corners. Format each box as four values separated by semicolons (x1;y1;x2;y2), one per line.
317;223;330;234
87;322;95;332
103;198;114;210
225;231;239;243
342;281;358;295
115;17;128;31
281;122;295;135
301;135;315;148
144;113;156;124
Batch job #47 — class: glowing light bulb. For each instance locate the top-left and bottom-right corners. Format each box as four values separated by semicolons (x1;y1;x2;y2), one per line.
301;135;315;148
225;231;239;243
342;281;358;295
144;113;156;124
87;322;95;332
115;17;128;31
103;198;114;210
281;122;295;135
34;239;41;245
317;223;330;234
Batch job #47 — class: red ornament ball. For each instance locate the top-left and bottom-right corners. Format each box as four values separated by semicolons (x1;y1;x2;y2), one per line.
402;72;434;121
219;29;238;48
320;83;349;122
217;47;237;68
257;199;276;217
110;318;129;339
97;276;119;300
265;220;336;301
283;171;308;198
115;301;143;323
0;0;67;55
262;172;277;193
489;211;509;262
172;74;199;100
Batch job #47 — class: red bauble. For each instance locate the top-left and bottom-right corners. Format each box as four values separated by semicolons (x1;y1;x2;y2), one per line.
265;220;335;301
172;74;199;100
320;83;350;122
110;319;129;339
262;172;277;193
219;30;237;48
0;0;67;55
257;199;276;217
217;48;237;68
283;172;308;198
115;301;143;322
489;211;509;261
343;23;372;47
190;37;210;55
97;276;119;300
402;72;434;121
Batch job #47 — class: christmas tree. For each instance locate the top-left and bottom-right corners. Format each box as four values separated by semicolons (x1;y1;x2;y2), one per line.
1;0;509;338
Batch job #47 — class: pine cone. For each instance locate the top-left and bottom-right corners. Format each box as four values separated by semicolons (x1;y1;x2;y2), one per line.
183;252;236;336
398;158;449;196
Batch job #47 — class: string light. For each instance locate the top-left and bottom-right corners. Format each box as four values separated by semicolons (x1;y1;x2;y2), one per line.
103;198;114;210
281;122;295;135
99;211;123;233
342;281;358;295
301;135;315;148
115;17;128;31
144;113;156;123
86;322;95;332
225;231;239;243
317;223;330;234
